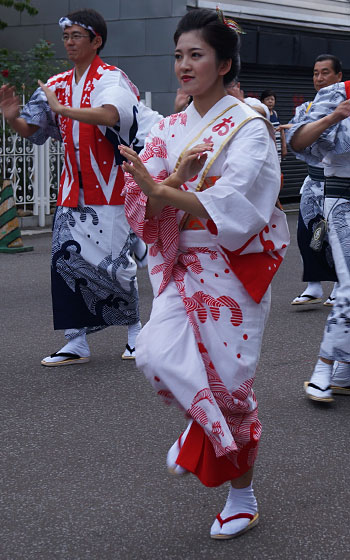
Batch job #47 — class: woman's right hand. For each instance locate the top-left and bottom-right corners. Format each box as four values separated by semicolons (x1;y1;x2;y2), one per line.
0;84;20;123
175;143;213;184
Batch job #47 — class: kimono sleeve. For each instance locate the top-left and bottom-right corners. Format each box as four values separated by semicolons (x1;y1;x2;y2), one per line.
194;118;281;252
124;118;173;243
286;101;321;165
92;70;139;145
289;101;310;125
20;87;61;145
134;101;163;151
244;97;269;119
286;82;350;163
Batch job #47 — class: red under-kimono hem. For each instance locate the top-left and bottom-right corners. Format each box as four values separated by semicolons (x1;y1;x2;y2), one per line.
176;421;258;487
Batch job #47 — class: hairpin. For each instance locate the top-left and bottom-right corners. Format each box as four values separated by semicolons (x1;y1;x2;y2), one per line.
216;6;246;34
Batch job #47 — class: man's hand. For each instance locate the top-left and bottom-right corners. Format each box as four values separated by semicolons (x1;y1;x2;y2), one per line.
0;84;20;123
39;79;119;126
38;79;63;115
174;88;191;112
292;99;350;152
226;81;245;102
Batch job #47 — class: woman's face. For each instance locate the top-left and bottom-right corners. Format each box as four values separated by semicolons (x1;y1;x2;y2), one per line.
174;30;228;98
262;95;276;110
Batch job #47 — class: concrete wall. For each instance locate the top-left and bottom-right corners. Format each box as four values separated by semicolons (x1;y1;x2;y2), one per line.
0;0;188;115
190;0;350;31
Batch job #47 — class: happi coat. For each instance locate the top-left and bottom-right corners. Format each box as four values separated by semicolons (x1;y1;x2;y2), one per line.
124;95;290;486
21;55;142;331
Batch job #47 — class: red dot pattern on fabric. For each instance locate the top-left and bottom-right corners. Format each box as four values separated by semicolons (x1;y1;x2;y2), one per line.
223;342;227;347
171;134;175;137
237;354;241;359
154;376;160;382
215;273;219;277
282;244;287;248
200;278;204;283
272;224;276;228
224;269;230;274
243;334;248;340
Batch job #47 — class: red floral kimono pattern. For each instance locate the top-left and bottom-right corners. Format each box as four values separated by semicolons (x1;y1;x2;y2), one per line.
124;97;289;486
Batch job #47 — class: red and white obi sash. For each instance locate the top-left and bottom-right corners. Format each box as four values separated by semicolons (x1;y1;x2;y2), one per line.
177;103;286;303
47;55;138;207
150;104;286;303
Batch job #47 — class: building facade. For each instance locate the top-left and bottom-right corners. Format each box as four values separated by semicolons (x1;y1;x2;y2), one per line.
1;0;350;197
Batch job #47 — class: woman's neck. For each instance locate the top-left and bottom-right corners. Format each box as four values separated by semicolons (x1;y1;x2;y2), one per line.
193;86;228;117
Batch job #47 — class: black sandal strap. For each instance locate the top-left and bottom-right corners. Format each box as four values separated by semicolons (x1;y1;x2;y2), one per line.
50;351;82;359
308;382;331;392
134;247;148;261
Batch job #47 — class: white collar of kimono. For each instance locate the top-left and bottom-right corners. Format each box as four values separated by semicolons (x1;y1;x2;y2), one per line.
186;94;235;121
59;17;97;35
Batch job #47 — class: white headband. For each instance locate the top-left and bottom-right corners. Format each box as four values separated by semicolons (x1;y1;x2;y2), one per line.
59;17;98;36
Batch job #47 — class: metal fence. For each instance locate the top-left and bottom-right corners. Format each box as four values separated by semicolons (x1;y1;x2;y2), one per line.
0;93;153;227
0;100;64;227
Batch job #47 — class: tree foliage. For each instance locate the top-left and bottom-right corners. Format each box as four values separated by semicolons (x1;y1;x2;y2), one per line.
0;40;69;97
0;0;38;30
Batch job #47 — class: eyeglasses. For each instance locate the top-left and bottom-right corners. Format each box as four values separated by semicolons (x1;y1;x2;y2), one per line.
62;33;90;42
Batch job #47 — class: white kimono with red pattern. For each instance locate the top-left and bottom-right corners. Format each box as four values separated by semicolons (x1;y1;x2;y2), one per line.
124;96;289;487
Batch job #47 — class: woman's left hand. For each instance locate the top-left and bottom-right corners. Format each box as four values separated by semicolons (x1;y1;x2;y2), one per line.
38;79;64;114
175;143;213;184
119;145;158;197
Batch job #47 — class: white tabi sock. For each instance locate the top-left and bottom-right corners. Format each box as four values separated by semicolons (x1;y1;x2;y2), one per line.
210;483;258;537
43;332;90;363
302;282;323;299
330;283;338;299
131;236;148;268
127;321;142;350
167;420;193;475
332;362;350;387
309;358;333;390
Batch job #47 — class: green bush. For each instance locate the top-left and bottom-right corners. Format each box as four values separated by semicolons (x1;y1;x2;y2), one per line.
0;39;69;97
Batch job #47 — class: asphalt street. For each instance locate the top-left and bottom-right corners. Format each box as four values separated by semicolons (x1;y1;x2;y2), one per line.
1;212;350;560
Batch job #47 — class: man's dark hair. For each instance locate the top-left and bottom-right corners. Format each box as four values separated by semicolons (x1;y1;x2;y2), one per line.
314;54;342;74
65;9;107;53
174;8;241;85
260;89;276;103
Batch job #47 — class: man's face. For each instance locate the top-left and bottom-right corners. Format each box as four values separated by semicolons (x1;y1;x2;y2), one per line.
62;24;99;65
313;60;342;92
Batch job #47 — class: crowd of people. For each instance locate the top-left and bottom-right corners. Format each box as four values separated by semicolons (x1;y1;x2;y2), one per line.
0;4;349;542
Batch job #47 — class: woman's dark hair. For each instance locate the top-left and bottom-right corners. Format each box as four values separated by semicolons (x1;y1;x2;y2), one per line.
65;9;107;53
174;8;240;85
314;54;342;75
260;89;276;102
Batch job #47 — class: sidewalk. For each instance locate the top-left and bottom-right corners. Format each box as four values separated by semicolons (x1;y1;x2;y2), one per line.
20;202;300;236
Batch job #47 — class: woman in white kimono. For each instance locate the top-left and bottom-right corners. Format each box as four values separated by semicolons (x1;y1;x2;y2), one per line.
120;8;289;539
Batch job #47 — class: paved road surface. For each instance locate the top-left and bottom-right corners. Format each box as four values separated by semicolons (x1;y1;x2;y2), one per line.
1;213;349;560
